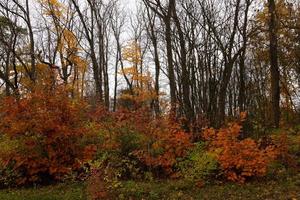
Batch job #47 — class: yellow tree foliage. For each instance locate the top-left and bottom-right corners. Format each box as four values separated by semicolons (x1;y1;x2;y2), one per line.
37;0;87;97
39;0;65;17
120;41;157;105
252;0;300;113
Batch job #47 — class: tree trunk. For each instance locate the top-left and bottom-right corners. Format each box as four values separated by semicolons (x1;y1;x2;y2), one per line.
172;1;194;123
164;14;177;114
268;0;280;128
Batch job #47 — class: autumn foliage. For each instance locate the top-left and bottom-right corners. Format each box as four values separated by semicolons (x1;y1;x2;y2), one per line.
133;119;193;176
0;90;282;188
89;107;192;178
0;87;284;188
203;117;278;183
0;88;96;186
0;0;300;198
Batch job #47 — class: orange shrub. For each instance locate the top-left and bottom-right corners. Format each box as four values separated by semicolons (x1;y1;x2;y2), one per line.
90;107;193;178
134;119;193;176
0;88;97;186
203;122;277;183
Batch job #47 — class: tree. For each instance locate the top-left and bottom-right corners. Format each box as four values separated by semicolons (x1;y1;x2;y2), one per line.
144;4;161;116
118;41;157;110
0;16;26;96
143;0;177;115
38;0;88;97
268;0;280;128
0;0;36;83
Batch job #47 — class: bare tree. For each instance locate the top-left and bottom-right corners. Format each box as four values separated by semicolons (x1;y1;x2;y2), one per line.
268;0;280;128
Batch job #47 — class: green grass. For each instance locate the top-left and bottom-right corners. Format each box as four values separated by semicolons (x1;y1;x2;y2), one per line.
1;173;299;200
0;183;86;200
116;173;300;200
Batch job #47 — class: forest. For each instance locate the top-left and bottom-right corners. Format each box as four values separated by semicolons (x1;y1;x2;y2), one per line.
0;0;299;199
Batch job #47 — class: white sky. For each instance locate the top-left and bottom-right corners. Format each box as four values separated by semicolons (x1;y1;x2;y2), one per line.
122;0;137;8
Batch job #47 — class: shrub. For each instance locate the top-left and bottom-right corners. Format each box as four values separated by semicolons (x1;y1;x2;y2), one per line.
0;88;98;186
203;122;278;183
178;142;218;182
117;129;147;156
272;133;299;169
134;120;193;176
89;108;193;178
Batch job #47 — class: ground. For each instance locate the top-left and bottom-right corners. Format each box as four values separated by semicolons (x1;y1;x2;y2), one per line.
0;171;299;200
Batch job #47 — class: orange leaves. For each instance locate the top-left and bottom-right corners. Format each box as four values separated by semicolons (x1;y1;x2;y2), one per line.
0;88;96;185
203;122;278;183
134;119;193;176
92;107;192;177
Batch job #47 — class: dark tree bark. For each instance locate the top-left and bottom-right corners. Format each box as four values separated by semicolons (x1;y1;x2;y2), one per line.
143;0;177;114
171;0;194;123
268;0;280;128
71;0;104;103
145;6;161;116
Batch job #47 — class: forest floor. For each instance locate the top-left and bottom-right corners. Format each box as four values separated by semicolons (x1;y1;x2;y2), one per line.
0;171;299;200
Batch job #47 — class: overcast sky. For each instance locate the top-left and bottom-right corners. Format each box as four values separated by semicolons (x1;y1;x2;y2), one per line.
123;0;137;8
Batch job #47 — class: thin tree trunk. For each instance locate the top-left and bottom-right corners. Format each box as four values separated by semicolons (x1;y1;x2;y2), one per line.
268;0;280;128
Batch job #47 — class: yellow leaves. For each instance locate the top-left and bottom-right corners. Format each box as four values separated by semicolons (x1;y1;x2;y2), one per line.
39;0;65;18
256;0;289;23
133;71;152;83
119;66;137;75
57;29;80;55
152;141;161;150
71;55;88;71
36;63;50;74
120;87;157;103
120;67;152;83
37;0;87;94
36;63;53;79
120;41;158;104
39;0;83;69
40;0;63;7
63;29;79;50
275;0;292;18
17;62;57;91
122;41;142;65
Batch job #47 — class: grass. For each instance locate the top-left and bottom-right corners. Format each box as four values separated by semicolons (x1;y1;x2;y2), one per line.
0;183;86;200
116;173;300;200
0;172;299;200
